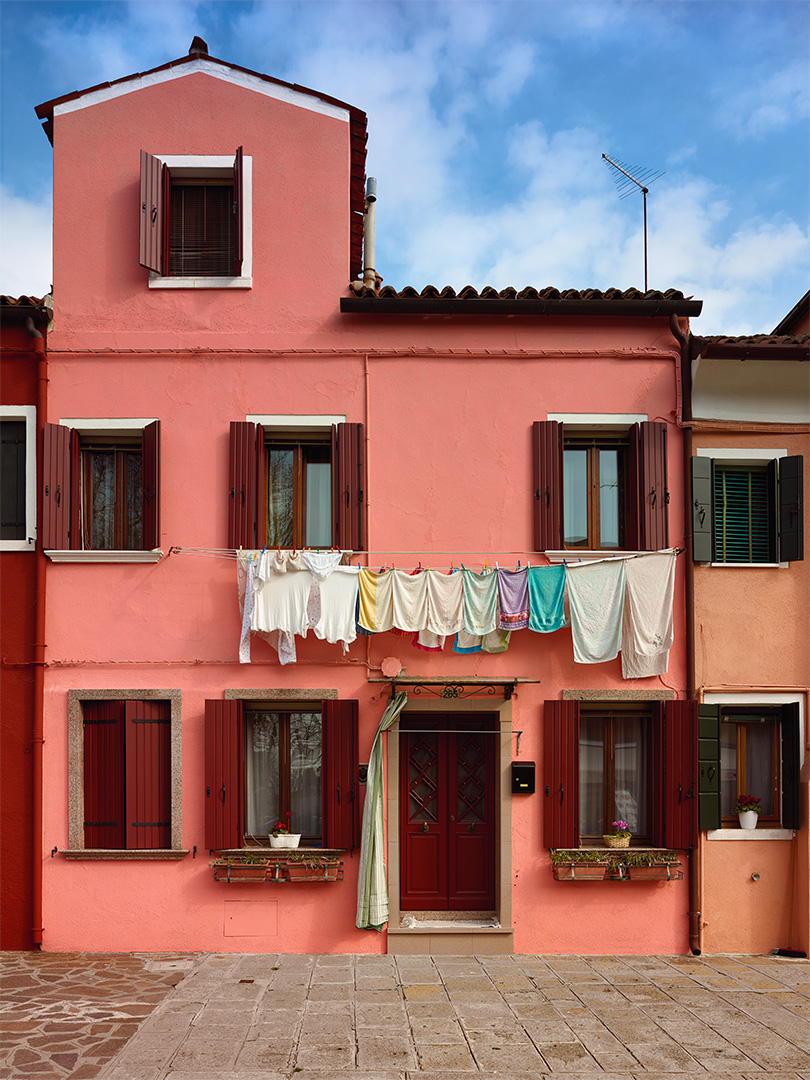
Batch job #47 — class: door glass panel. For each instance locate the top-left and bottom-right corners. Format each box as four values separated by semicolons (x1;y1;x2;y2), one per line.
290;711;322;838
408;734;439;823
599;449;619;548
457;734;486;822
564;449;588;546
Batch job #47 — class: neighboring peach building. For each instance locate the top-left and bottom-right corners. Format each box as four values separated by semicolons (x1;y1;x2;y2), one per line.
28;40;731;956
689;295;809;955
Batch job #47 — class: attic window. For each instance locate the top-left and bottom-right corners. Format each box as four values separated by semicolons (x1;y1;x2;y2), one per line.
139;150;251;287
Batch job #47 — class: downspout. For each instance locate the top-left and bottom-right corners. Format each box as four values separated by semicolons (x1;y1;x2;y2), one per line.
27;315;47;949
670;312;702;955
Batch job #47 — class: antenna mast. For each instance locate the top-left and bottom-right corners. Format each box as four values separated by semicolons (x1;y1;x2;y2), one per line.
602;154;663;292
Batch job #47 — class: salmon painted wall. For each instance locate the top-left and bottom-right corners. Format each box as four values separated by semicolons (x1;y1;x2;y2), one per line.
41;69;692;953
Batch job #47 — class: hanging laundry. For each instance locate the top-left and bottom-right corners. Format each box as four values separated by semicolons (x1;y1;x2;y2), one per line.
497;567;530;630
527;564;566;633
566;558;626;663
312;565;360;653
358;568;394;632
390;568;428;632
301;549;344;579
413;629;445;652
425;568;464;635
453;630;482;654
237;552;257;663
461;567;498;634
621;550;676;678
250;568;313;665
481;628;511;653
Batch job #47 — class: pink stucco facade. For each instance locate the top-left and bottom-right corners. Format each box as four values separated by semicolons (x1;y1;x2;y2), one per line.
38;50;703;956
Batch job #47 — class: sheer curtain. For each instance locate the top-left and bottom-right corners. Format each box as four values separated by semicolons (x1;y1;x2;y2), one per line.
245;713;280;837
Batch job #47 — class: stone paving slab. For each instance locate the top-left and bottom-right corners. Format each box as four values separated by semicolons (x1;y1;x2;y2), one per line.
2;951;809;1078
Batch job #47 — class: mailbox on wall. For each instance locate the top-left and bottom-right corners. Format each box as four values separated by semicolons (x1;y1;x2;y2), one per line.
511;761;535;794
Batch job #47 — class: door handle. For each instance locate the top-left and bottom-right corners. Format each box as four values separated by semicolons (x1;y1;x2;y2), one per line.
468;823;476;833
421;822;429;832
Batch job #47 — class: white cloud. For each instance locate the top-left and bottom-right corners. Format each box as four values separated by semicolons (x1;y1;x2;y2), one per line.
715;61;810;139
484;43;535;107
0;185;52;297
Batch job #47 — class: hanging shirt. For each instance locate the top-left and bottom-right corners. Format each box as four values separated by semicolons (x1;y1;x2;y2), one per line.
312;565;360;652
497;567;530;630
462;568;499;634
621;550;676;679
527;564;566;633
566;558;626;664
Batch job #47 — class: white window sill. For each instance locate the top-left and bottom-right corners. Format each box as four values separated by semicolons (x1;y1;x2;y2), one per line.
149;275;252;289
545;549;645;565
46;549;164;563
707;828;794;841
700;562;789;569
0;540;36;552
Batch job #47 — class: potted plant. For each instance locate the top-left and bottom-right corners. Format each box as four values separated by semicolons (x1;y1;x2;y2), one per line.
603;819;632;849
734;794;762;830
210;853;269;882
549;849;609;881
283;853;342;882
269;814;301;849
625;850;681;881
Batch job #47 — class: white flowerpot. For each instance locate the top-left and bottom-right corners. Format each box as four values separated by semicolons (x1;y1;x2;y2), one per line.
269;833;301;849
738;811;758;830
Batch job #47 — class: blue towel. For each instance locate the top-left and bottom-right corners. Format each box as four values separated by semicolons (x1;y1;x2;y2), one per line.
527;565;566;633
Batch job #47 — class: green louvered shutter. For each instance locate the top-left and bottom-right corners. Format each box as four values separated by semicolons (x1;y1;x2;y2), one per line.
698;704;721;831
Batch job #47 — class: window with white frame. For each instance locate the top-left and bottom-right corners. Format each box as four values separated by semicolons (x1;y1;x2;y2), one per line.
0;406;36;550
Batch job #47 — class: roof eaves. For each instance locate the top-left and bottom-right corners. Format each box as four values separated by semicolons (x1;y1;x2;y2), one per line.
772;290;810;336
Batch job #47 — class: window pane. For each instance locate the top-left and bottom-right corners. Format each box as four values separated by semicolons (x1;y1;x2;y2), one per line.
125;451;143;551
599;449;620;549
579;715;604;836
90;451;115;549
745;724;775;816
267;449;294;547
170;185;234;277
305;461;331;547
245;712;280;836
564;449;588;546
290;712;322;839
0;420;26;540
614;715;647;835
720;724;737;817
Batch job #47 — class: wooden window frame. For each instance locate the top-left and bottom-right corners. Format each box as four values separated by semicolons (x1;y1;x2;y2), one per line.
266;437;332;550
579;705;654;845
720;711;781;826
563;435;628;550
168;180;235;278
80;437;143;551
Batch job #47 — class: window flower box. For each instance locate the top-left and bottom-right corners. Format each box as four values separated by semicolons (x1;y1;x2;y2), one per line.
550;848;681;883
211;849;344;884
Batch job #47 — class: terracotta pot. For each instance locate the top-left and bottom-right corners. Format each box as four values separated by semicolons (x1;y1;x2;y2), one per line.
738;810;759;830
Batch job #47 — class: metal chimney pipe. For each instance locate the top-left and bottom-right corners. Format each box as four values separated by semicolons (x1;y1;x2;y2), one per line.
363;177;377;291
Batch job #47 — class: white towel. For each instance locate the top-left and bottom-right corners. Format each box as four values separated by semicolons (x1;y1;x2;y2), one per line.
425;569;464;635
391;569;428;632
621;550;676;679
566;559;626;664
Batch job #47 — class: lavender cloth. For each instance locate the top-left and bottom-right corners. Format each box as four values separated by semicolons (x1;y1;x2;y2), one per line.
497;567;529;630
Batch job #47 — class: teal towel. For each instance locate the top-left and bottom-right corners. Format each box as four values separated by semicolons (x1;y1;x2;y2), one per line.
527;565;566;633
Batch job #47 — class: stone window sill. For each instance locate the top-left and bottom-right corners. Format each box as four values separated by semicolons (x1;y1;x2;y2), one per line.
61;849;189;860
706;828;794;841
46;550;164;563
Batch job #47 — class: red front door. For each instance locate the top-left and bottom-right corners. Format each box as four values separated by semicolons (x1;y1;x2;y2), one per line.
400;714;496;911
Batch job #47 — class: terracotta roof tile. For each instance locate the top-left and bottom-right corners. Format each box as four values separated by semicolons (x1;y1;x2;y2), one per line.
350;283;695;303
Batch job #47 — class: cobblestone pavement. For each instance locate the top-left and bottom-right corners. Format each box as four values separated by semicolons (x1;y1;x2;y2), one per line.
2;952;809;1079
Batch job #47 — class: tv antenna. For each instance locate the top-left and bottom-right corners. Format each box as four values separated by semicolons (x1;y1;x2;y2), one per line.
602;154;664;292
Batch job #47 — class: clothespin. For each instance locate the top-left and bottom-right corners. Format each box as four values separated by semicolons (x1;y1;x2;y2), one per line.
517;559;521;570
417;560;422;570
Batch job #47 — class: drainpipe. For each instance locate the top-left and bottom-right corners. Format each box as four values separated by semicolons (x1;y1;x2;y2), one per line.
670;312;702;955
362;178;378;291
27;315;47;949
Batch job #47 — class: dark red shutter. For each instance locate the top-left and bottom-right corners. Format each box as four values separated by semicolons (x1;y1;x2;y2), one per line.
542;699;579;848
532;421;564;551
663;700;698;849
142;421;160;550
139;150;165;274
781;702;801;830
204;699;244;850
125;700;171;849
633;422;669;551
322;700;359;849
83;700;125;849
228;422;261;549
333;422;365;550
42;423;71;550
779;456;803;562
233;146;244;277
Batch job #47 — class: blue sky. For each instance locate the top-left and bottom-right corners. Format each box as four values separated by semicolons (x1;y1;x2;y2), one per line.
1;0;807;334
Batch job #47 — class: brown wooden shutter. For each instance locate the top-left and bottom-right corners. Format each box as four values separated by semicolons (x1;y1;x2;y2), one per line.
83;700;125;849
125;700;171;849
42;422;71;550
333;422;365;550
233;146;244;277
542;699;579;848
139;150;165;274
322;700;359;849
663;700;698;849
204;699;244;850
228;422;262;549
636;422;669;551
781;702;801;830
691;456;713;562
532;421;564;551
142;421;160;550
779;456;803;562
